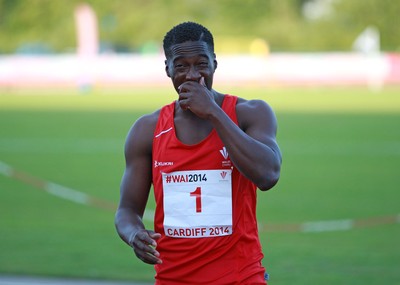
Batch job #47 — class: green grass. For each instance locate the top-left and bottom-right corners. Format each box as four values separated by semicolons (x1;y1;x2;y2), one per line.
1;86;400;284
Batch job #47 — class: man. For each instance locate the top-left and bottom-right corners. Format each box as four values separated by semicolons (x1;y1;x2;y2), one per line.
115;21;282;284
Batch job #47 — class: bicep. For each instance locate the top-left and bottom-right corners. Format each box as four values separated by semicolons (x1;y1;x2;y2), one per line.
239;100;278;140
239;100;281;157
119;154;152;216
118;118;154;216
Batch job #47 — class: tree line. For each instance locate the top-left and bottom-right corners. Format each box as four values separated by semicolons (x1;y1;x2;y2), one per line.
0;0;398;54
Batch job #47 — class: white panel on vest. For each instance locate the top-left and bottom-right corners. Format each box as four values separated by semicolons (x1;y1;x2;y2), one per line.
162;169;232;238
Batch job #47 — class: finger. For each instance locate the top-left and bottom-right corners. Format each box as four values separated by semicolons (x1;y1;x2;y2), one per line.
132;237;161;262
178;92;189;102
200;77;206;87
134;247;162;264
135;239;160;255
130;232;156;255
179;100;190;111
137;230;156;245
148;231;162;241
179;80;199;92
137;244;160;259
178;82;191;93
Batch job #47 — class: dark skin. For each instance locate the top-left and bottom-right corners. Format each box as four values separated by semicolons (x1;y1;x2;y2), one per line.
115;40;282;265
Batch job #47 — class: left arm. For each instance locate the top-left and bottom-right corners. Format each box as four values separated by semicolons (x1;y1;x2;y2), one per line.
209;98;282;190
178;80;281;190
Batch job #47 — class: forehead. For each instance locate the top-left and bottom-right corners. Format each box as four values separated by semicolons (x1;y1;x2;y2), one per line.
168;41;213;61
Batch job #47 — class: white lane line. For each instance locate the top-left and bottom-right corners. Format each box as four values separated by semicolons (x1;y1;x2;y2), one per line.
46;182;90;205
1;160;398;232
301;219;354;233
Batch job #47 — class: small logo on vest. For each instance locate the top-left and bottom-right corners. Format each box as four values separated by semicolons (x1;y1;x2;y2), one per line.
220;171;228;179
220;147;231;167
154;161;174;168
219;147;229;159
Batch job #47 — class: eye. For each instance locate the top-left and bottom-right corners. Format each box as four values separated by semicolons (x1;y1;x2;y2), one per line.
174;64;188;73
197;62;209;69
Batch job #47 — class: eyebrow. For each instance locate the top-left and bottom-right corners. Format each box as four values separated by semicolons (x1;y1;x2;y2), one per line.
173;54;210;62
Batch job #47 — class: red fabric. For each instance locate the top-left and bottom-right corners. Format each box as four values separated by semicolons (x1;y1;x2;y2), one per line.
152;95;266;284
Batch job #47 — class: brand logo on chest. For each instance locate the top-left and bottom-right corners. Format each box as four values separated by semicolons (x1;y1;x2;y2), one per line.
154;160;174;168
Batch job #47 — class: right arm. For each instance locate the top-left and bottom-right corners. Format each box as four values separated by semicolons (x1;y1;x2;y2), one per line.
114;112;162;265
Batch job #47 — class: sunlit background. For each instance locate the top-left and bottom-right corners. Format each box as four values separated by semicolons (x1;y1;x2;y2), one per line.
0;1;399;284
0;0;399;89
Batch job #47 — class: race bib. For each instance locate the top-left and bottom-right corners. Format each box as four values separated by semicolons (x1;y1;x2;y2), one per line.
162;169;232;238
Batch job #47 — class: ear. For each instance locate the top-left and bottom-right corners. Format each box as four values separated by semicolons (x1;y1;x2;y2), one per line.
213;53;218;71
165;60;171;78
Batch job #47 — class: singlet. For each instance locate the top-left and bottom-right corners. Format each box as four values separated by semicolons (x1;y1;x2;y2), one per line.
152;95;266;284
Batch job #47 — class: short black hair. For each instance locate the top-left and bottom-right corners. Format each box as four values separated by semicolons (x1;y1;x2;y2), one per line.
163;21;214;59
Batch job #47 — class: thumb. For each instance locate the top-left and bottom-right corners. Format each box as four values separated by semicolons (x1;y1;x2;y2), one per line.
200;77;206;87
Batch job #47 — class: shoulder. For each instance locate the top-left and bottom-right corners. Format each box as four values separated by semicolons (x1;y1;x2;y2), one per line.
124;109;161;156
130;109;161;135
235;97;273;112
234;97;277;130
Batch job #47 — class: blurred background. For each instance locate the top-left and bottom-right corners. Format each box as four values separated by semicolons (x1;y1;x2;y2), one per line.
0;1;399;285
0;0;398;53
0;0;399;88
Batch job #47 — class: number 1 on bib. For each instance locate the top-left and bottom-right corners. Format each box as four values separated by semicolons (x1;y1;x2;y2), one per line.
190;187;202;213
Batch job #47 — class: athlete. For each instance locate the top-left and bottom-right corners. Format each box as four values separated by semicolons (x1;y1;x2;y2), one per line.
115;22;282;284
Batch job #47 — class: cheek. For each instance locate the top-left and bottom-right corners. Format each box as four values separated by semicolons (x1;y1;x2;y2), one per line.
171;77;183;92
205;78;213;89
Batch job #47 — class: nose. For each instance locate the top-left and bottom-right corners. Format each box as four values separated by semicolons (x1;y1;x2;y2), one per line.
185;65;201;81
